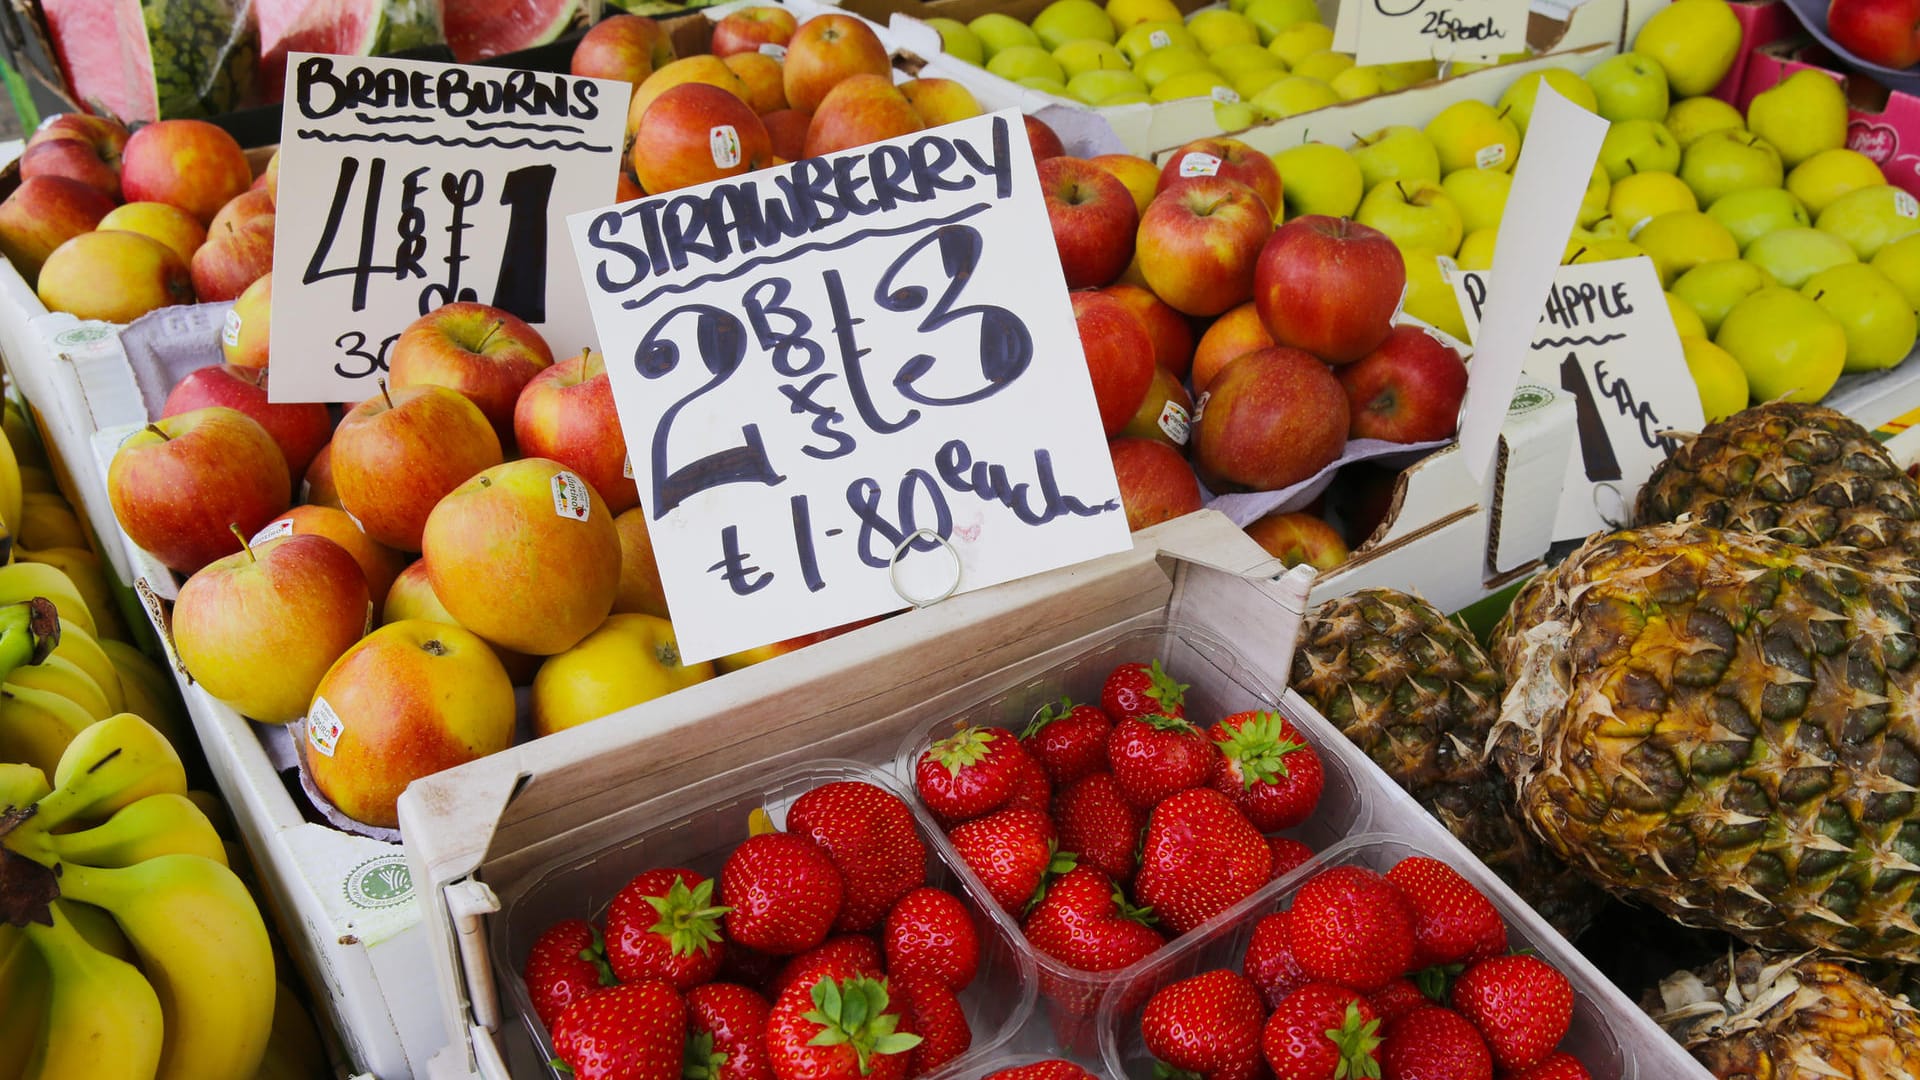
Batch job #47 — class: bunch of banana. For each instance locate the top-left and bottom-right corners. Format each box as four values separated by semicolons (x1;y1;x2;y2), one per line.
13;547;128;643
0;594;141;776
0;713;275;1080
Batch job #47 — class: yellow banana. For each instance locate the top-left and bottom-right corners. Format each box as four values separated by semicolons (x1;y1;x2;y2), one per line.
6;655;110;722
0;763;49;809
15;548;127;643
99;639;186;746
2;400;46;471
18;898;164;1080
252;979;330;1080
55;855;275;1080
0;564;93;638
17;496;84;553
23;792;227;870
25;713;187;835
0;924;48;1080
0;682;95;776
0;420;23;544
47;618;122;715
63;897;136;963
14;467;51;495
184;789;234;838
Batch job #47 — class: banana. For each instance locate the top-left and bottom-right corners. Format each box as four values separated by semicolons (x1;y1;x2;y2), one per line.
46;618;122;715
17;496;84;553
0;683;95;776
184;789;235;839
14;467;51;496
63;896;136;963
24;792;227;870
0;763;49;809
0;925;48;1080
55;854;275;1080
24;713;187;835
252;979;330;1080
0;564;93;638
99;638;187;746
18;898;164;1080
2;400;47;471
5;655;110;722
0;419;23;544
16;547;127;643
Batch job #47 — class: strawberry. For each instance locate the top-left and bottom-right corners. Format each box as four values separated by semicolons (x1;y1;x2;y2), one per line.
717;942;786;995
1003;744;1055;816
1262;983;1382;1080
550;978;686;1080
915;725;1031;826
1208;711;1324;831
893;974;972;1077
1449;956;1573;1073
1378;1006;1492;1080
769;935;884;1002
882;887;979;992
1141;969;1267;1080
1134;788;1273;935
1243;910;1311;1009
1023;865;1164;972
720;832;846;956
1109;713;1215;808
1102;659;1188;722
605;868;729;989
1286;865;1416;992
1269;837;1316;881
947;807;1066;915
685;982;774;1080
1504;1052;1590;1080
523;918;615;1031
982;1063;1097;1080
1052;772;1143;883
1367;979;1432;1027
765;974;922;1080
1020;697;1114;784
788;781;929;933
1385;857;1506;970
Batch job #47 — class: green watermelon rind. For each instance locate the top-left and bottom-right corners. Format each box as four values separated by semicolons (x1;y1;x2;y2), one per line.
143;0;257;118
372;0;444;55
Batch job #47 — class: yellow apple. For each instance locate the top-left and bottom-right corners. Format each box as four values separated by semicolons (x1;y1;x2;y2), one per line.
1400;247;1469;341
1665;95;1745;148
1187;8;1260;52
1672;258;1776;335
1747;69;1847;168
1681;335;1749;422
1666;291;1707;339
1357;178;1463;256
1252;75;1339;117
1267;21;1332;65
532;614;716;736
1499;69;1598;134
1788;148;1890;217
1108;0;1184;32
1872;232;1920;312
1329;64;1384;100
1290;49;1354;82
1441;168;1511;233
1633;210;1740;287
1633;0;1742;97
1608;171;1698;234
1424;100;1520;174
1118;20;1197;60
1714;286;1847;402
1274;142;1364;218
1458;227;1497;269
1802;262;1919;372
1579;164;1611;227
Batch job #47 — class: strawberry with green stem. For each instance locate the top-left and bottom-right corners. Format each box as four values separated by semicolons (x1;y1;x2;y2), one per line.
720;833;845;957
915;725;1033;827
765;975;922;1080
1102;659;1188;722
1052;771;1144;883
524;917;616;1031
605;868;730;990
787;781;928;933
1142;969;1267;1080
685;982;774;1080
1208;711;1324;832
1450;955;1573;1073
1109;712;1215;808
1024;865;1164;973
1134;787;1274;935
550;978;686;1080
1262;983;1383;1080
947;807;1068;915
1020;697;1113;785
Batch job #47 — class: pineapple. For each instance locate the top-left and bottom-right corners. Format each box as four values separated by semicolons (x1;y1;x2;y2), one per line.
1494;521;1920;962
1291;588;1603;938
1650;950;1920;1078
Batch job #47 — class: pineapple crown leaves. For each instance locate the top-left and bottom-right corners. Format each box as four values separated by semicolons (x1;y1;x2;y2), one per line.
580;926;617;988
1022;697;1079;740
643;877;731;958
802;975;923;1073
1216;712;1310;789
1324;1002;1384;1080
682;1030;728;1080
929;724;1001;775
1025;845;1081;914
1144;660;1190;710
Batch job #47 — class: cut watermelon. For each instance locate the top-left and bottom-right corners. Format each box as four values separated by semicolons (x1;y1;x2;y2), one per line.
443;0;585;62
256;0;445;101
43;0;256;123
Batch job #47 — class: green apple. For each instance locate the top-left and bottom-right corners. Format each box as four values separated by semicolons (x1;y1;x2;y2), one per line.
1609;171;1698;234
1106;0;1183;31
1458;227;1497;269
1673;258;1776;335
1244;0;1320;41
1349;125;1441;189
1565;234;1647;263
1498;69;1598;134
1068;68;1148;102
1401;247;1469;341
1273;142;1364;218
1291;49;1355;82
1100;90;1154;104
1744;226;1858;288
1252;75;1339;117
988;44;1068;83
1033;0;1117;48
1188;8;1261;52
1787;149;1889;217
1635;210;1740;287
1017;76;1071;95
1682;336;1750;421
1329;64;1385;100
1801;262;1918;372
1872;232;1920;313
1815;184;1920;259
1133;45;1216;87
1679;129;1784;205
1665;95;1745;148
1442;168;1511;233
1153;69;1235;101
1209;41;1283;80
1118;20;1198;61
1213;98;1259;129
1579;164;1611;227
1667;291;1708;339
1235;66;1290;99
1747;69;1847;168
1378;59;1438;91
1598;120;1681;181
1715;286;1847;402
968;13;1042;58
1268;21;1333;65
1357;178;1463;255
1054;38;1130;77
928;18;986;65
1426;100;1520;175
1588;217;1631;239
1633;0;1741;97
1704;187;1809;250
1584;52;1670;122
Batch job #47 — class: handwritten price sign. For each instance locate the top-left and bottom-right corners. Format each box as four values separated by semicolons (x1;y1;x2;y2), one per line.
1451;255;1704;538
268;53;632;402
1334;0;1528;65
569;111;1130;663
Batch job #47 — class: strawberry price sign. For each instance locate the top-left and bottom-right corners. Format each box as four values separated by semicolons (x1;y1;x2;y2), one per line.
569;110;1129;663
269;53;632;402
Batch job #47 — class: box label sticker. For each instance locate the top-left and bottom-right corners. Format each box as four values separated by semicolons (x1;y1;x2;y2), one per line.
710;125;742;169
343;854;414;909
1179;152;1222;177
1158;399;1191;445
1350;0;1527;66
308;696;344;758
552;470;592;520
250;518;296;546
222;307;244;348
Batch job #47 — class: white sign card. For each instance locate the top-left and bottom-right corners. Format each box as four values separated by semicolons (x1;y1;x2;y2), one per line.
1451;256;1704;538
1333;0;1528;65
568;110;1131;663
268;53;632;402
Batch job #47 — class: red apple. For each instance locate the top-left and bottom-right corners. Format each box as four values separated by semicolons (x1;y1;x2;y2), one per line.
514;348;640;514
764;108;811;161
382;558;543;685
1158;137;1283;220
1040;156;1138;289
899;78;983;126
711;6;799;57
331;383;504;551
19;139;118;202
1192;300;1274;393
209;189;275;236
37;230;194;323
1091;153;1160;216
107;406;292;574
803;74;925;157
223;272;271;369
1254;215;1403;364
26;113;129;156
0;176;114;284
256;149;280;204
628;56;753;136
1119;365;1194;448
191;213;274;302
613;506;668;619
1830;0;1920;68
1137;177;1273;316
784;13;891;115
1243;511;1350;570
1102;283;1194;379
571;14;676;84
1192;346;1349;492
724;52;789;114
163;364;330;478
304;442;341;508
633;84;773;195
120;119;254;226
387;302;554;440
1072;291;1155;435
255;503;407;610
1337;325;1468;443
1109;437;1203;531
1025;115;1066;161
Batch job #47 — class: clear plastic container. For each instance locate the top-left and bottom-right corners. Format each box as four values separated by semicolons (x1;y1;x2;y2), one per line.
1094;833;1633;1080
894;622;1378;1055
487;759;1037;1079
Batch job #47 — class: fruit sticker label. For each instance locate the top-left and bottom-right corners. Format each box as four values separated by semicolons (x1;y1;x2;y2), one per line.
710;125;743;170
307;696;344;758
568;110;1130;663
551;470;592;521
1178;152;1223;178
222;307;244;348
250;518;296;546
758;43;788;60
1475;143;1506;171
1900;191;1919;219
1158;400;1191;445
267;53;633;403
1334;0;1527;65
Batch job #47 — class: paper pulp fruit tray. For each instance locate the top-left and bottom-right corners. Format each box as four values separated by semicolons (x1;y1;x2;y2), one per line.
494;760;1036;1079
1095;833;1632;1079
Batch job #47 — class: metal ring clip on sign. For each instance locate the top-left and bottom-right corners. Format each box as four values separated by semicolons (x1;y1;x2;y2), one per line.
889;528;962;608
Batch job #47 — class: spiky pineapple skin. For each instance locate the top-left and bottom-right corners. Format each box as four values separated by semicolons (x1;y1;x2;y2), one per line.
1292;588;1603;938
1495;522;1920;962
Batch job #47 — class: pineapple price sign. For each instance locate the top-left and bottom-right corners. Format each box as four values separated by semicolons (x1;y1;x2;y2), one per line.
268;53;632;402
569;110;1130;664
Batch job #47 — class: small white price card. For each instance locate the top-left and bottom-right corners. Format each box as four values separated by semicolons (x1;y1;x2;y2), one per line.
269;53;632;402
1452;256;1704;538
1335;0;1529;65
569;110;1130;663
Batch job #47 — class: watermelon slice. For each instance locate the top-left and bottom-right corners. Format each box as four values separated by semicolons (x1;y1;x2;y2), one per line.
443;0;584;62
256;0;446;101
43;0;257;123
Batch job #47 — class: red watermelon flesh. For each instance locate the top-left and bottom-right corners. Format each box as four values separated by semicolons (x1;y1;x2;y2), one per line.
43;0;256;123
444;0;581;62
257;0;375;99
42;0;159;123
